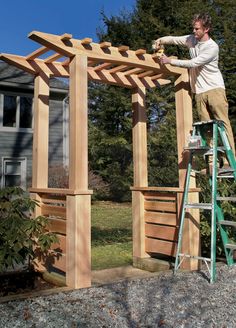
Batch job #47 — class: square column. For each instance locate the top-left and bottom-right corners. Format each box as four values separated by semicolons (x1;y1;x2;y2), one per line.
32;72;50;188
175;73;200;270
132;87;149;260
66;55;91;288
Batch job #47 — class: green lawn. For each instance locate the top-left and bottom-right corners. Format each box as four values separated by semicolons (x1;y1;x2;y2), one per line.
91;201;132;270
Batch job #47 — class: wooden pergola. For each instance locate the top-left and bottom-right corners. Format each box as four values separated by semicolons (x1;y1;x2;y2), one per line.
0;31;200;288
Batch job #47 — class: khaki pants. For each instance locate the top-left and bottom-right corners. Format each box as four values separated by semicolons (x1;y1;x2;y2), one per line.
195;88;235;157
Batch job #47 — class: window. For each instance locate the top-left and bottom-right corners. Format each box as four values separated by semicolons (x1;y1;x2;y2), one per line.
0;93;33;132
1;158;27;189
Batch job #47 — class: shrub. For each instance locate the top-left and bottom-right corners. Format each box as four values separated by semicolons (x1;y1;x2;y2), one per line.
0;187;58;272
48;165;109;200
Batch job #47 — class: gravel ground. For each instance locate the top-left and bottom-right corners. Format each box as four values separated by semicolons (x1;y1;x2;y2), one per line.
0;264;236;328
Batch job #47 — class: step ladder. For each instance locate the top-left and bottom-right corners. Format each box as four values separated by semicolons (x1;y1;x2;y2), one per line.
174;120;236;283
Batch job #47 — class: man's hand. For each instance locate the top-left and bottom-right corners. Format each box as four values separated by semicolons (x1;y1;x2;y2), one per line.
160;54;171;65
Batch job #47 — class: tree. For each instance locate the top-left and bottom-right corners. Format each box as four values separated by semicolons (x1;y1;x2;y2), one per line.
88;0;236;201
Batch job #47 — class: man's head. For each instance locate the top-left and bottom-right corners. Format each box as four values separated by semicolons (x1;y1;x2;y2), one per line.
192;13;212;41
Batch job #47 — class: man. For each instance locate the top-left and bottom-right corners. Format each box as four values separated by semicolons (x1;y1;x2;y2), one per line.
152;13;235;159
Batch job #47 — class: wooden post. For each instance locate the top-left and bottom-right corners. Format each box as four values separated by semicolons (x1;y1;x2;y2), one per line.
66;54;91;288
66;194;91;288
175;73;200;270
132;87;149;260
32;72;50;188
69;55;88;190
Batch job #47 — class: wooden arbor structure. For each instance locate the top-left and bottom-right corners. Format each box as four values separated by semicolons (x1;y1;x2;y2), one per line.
0;32;200;288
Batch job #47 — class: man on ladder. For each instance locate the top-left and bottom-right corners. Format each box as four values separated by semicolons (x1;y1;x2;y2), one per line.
152;13;236;282
152;12;235;159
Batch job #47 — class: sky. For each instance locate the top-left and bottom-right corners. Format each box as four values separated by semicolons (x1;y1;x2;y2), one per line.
0;0;136;56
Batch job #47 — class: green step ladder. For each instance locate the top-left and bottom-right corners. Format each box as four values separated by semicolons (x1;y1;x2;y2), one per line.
174;120;236;283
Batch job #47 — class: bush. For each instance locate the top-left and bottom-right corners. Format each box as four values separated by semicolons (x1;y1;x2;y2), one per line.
48;165;109;200
0;187;58;272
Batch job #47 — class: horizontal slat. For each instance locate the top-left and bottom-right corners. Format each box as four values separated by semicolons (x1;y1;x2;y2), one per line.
47;217;66;234
144;192;177;201
145;223;178;241
131;186;201;192
145;211;177;226
145;200;176;212
51;234;66;253
41;204;66;218
145;237;177;256
45;252;66;273
41;198;66;204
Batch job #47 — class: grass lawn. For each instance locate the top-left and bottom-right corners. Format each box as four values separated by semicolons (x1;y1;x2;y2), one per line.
91;201;132;270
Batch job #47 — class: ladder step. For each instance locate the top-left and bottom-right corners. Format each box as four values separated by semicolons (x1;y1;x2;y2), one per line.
193;120;224;127
218;220;236;227
218;168;235;175
217;197;236;202
217;174;235;179
178;253;211;262
185;203;212;210
225;243;236;251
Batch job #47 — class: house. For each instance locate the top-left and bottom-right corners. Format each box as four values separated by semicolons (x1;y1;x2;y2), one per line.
0;61;69;190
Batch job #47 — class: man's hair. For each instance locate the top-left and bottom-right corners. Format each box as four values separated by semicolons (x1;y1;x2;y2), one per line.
192;13;212;31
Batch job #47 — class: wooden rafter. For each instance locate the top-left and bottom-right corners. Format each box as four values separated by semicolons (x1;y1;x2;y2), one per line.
28;31;184;76
0;31;187;88
26;46;49;60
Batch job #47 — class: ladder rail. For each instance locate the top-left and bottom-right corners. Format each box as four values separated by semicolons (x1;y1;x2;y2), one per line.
174;152;194;273
174;119;236;283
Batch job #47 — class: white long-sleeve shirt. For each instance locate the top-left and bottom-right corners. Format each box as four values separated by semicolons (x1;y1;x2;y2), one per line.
159;35;225;94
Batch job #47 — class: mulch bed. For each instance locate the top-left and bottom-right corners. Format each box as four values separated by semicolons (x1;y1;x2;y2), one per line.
0;271;55;297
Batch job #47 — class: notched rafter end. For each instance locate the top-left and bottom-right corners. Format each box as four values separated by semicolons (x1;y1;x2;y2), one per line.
135;49;146;55
81;38;93;45
99;41;112;49
61;33;73;41
118;45;129;52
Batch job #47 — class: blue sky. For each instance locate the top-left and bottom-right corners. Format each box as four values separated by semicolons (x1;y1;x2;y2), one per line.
0;0;136;56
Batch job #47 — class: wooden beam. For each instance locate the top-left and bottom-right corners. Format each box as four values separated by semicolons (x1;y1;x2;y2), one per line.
150;73;163;80
99;41;111;49
60;33;72;40
0;53;69;77
28;31;76;58
124;68;145;76
69;54;88;190
135;49;146;55
66;194;91;288
81;38;92;45
93;62;112;71
137;70;154;78
28;31;185;76
107;65;128;73
45;53;63;63
32;72;50;188
132;87;148;186
26;46;49;60
174;73;200;270
1;53;37;75
118;45;129;52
